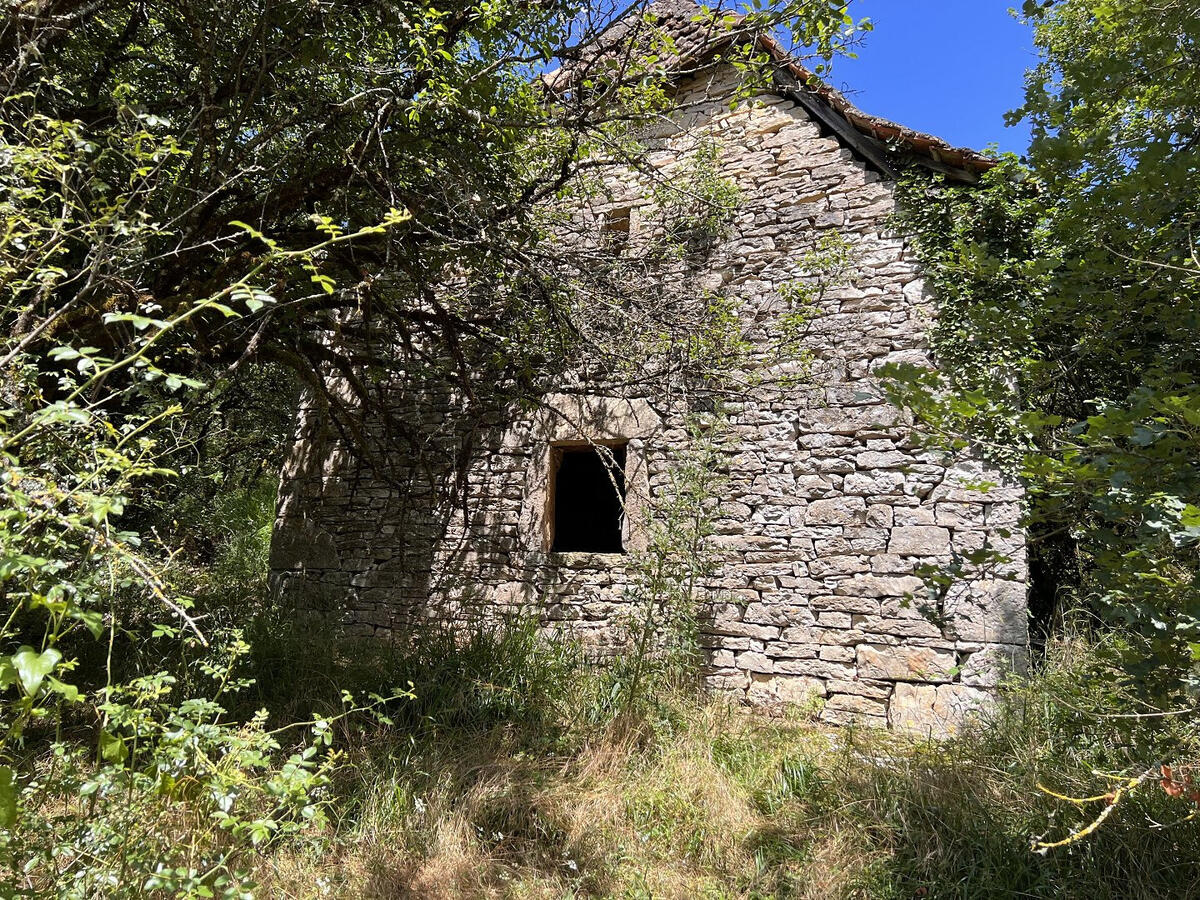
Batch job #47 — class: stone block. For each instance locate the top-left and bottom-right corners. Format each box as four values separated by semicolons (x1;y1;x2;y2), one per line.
819;645;855;663
894;506;937;526
866;504;894;527
888;526;951;556
856;450;909;469
935;502;986;528
270;518;341;570
856;644;956;682
704;672;750;692
843;471;906;496
821;692;889;725
805;496;868;525
779;624;820;643
817;611;853;628
747;673;826;706
798;406;902;435
808;555;870;577
743;603;808;626
870;554;913;575
764;641;818;659
888;683;992;737
960;644;1029;687
930;462;1023;503
834;574;924;598
707;641;739;663
707;620;781;640
775;657;856;679
944;580;1029;644
852;615;944;640
736;651;774;673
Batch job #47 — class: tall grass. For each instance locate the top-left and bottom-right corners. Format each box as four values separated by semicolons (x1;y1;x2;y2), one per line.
240;626;1200;900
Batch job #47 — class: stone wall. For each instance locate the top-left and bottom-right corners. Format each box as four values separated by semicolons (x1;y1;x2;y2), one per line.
271;64;1029;735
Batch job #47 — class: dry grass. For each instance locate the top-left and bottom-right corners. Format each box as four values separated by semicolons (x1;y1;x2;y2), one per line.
257;700;917;899
250;633;1200;900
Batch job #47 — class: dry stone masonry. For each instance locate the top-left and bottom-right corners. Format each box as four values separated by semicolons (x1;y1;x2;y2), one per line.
271;18;1029;736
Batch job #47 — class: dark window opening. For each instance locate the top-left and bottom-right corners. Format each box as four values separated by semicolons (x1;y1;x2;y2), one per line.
551;443;627;554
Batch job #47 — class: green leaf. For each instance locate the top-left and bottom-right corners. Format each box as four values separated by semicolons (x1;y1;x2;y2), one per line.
99;729;128;763
0;658;16;692
11;646;61;696
46;676;82;703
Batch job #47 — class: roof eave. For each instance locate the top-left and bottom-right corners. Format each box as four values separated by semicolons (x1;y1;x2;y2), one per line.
757;34;993;184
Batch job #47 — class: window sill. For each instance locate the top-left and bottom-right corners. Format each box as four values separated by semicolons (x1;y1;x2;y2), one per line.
546;551;627;569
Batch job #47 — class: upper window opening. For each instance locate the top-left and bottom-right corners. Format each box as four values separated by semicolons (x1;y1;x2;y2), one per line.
551;443;627;554
601;206;632;254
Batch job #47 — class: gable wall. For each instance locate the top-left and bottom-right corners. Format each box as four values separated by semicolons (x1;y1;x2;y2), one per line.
270;65;1029;734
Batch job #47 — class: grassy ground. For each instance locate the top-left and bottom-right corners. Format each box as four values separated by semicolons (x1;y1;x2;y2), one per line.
245;631;1200;900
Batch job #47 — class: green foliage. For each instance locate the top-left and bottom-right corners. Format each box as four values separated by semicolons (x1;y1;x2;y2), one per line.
883;0;1200;697
0;167;407;897
614;414;730;715
0;633;362;897
652;138;744;248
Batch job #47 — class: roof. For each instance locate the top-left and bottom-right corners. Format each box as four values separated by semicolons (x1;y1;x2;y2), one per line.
547;0;995;182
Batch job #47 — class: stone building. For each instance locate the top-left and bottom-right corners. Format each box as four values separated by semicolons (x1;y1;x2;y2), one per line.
271;0;1029;733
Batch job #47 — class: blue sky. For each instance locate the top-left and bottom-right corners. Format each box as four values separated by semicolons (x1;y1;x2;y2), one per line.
830;1;1036;154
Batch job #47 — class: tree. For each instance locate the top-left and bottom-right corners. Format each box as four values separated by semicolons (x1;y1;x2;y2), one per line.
1;1;870;888
884;0;1200;693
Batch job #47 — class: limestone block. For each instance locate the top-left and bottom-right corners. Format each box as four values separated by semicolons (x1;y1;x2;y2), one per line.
856;450;909;469
747;673;826;706
817;611;853;629
852;615;944;640
870;554;914;575
707;620;780;641
810;456;856;474
819;645;855;663
960;644;1029;687
270;518;341;571
888;526;951;556
806;496;867;525
935;502;986;528
866;504;894;527
814;533;888;556
986;503;1023;526
794;474;839;497
797;406;902;435
808;555;870;577
834;574;924;598
736;651;774;673
893;507;936;529
744;607;811;628
822;692;888;723
775;657;856;679
888;683;992;737
931;462;1024;503
944;580;1029;644
707;649;737;668
856;644;956;682
843;471;906;496
704;672;750;692
779;624;821;643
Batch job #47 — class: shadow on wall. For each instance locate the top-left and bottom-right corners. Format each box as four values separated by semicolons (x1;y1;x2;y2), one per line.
268;356;685;647
268;347;525;638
